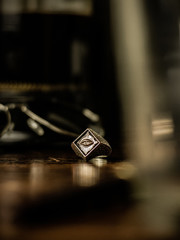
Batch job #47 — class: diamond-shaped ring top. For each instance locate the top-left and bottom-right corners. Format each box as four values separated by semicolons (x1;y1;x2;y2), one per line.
71;128;112;160
76;130;99;157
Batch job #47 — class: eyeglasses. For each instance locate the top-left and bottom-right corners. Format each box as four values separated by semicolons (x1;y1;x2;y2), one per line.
0;103;104;143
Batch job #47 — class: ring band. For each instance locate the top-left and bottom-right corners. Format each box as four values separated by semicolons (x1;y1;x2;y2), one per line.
71;128;112;160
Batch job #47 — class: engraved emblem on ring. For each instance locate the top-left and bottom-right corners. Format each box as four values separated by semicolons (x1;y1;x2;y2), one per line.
77;132;98;155
79;138;94;147
71;128;112;160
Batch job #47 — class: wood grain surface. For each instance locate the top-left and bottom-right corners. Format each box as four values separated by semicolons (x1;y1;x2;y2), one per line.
0;149;178;240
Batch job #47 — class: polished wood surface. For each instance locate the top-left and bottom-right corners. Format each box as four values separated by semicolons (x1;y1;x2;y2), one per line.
0;148;178;240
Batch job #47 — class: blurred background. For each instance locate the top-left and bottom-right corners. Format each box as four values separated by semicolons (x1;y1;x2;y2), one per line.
0;0;120;148
1;0;180;239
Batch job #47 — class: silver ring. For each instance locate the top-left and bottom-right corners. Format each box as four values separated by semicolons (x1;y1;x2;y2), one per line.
71;128;112;160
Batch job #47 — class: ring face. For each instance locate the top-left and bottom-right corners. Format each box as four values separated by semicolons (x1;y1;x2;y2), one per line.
72;129;100;159
71;128;112;160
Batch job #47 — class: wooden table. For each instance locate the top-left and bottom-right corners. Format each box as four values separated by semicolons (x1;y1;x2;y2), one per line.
0;148;179;240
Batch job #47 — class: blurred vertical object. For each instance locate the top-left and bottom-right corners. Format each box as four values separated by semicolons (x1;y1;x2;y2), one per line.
111;0;180;171
111;0;180;237
111;0;155;169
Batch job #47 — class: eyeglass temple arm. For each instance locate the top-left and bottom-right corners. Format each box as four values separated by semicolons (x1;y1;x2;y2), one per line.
20;105;78;138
